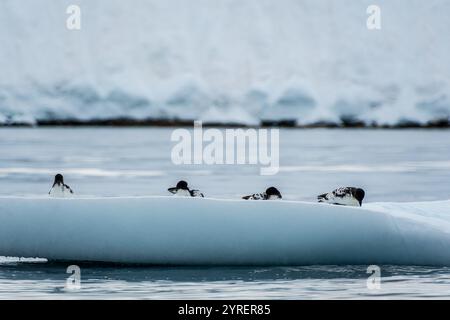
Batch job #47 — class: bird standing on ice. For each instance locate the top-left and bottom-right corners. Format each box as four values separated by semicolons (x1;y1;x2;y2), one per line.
168;180;204;197
317;187;365;206
242;187;282;200
48;174;74;196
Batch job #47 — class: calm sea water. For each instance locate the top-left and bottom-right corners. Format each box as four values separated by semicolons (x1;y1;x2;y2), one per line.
1;128;450;299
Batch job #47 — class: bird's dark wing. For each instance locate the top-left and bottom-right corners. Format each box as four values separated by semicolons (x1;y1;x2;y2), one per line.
332;187;350;198
317;193;328;200
64;184;74;194
190;190;204;197
168;187;178;194
243;193;266;200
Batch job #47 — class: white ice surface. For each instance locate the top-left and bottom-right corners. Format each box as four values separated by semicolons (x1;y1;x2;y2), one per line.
0;196;449;266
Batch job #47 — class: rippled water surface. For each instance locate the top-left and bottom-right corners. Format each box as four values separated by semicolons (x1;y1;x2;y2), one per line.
1;261;450;299
1;128;450;299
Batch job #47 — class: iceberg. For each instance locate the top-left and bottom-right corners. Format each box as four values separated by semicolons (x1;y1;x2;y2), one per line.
1;196;450;266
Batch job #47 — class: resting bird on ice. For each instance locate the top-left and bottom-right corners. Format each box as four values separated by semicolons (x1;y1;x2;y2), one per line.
48;174;74;196
168;180;204;197
242;187;282;200
317;187;365;206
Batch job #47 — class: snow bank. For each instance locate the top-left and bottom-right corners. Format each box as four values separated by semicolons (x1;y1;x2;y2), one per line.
0;197;450;266
1;0;449;126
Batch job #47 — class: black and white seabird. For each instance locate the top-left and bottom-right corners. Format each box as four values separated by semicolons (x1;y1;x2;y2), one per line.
317;187;365;206
48;174;74;196
168;180;204;197
242;187;282;200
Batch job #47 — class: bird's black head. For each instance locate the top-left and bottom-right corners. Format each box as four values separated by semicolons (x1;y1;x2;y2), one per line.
355;188;365;206
54;174;64;184
266;187;281;198
176;180;189;190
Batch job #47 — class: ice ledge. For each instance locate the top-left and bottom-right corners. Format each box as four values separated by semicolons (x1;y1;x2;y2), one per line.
0;197;449;266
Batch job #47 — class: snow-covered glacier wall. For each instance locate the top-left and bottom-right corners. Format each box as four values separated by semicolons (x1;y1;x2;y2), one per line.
0;0;449;126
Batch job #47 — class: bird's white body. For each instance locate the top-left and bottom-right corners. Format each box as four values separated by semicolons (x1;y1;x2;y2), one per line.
173;189;192;197
49;183;73;197
244;193;266;200
318;188;360;206
244;193;281;200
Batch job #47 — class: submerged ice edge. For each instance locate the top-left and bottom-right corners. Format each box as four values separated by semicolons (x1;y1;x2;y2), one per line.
2;161;450;177
0;168;216;178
